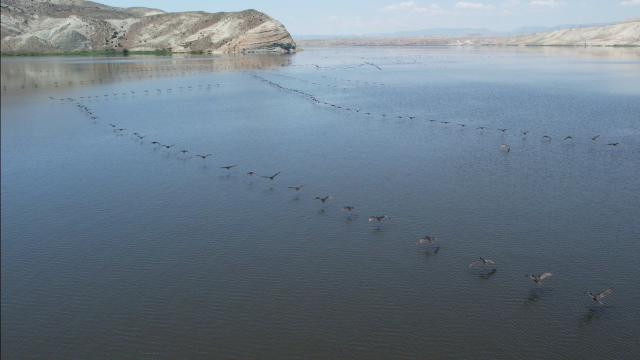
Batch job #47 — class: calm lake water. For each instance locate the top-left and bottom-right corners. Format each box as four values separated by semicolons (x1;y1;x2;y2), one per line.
2;47;639;359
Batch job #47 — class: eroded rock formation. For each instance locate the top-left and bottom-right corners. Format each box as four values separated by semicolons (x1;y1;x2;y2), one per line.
1;0;296;53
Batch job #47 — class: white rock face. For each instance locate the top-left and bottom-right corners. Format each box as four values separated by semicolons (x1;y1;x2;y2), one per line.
1;0;297;53
475;20;640;46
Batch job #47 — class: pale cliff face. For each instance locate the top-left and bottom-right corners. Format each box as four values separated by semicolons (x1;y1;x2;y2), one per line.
0;0;297;53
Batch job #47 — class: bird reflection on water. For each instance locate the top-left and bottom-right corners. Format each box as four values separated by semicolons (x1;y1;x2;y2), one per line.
579;307;608;328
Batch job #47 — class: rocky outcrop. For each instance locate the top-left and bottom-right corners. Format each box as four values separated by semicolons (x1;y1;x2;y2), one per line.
1;0;296;53
469;19;639;46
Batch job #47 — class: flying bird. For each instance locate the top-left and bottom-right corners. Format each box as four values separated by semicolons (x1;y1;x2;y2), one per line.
369;215;389;222
288;184;307;192
469;258;495;268
586;289;612;304
520;130;531;135
607;143;619;146
417;235;437;245
195;154;212;159
315;196;332;203
262;172;281;180
541;135;551;141
341;206;356;212
220;165;237;170
500;144;511;152
525;273;553;284
245;171;259;177
590;135;600;141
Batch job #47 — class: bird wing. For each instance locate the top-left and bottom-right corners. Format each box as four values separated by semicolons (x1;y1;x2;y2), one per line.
525;274;535;280
368;217;375;221
597;289;612;299
470;260;482;267
419;236;434;244
484;259;495;264
538;273;552;280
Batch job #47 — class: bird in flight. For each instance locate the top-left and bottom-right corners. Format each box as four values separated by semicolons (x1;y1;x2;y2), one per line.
315;196;332;203
262;172;281;180
590;135;600;141
469;258;495;268
245;171;259;177
500;144;511;152
417;235;437;245
195;154;212;159
498;128;508;132
341;206;356;212
541;135;551;141
179;150;190;154
525;273;552;284
586;289;612;304
288;184;307;192
607;142;619;146
564;136;573;140
369;215;389;222
220;165;237;170
520;130;531;135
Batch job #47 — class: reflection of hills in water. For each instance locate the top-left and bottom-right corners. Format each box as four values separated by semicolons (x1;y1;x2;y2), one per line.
0;54;292;93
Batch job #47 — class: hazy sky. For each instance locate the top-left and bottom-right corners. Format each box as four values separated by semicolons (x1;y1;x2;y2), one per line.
97;1;640;35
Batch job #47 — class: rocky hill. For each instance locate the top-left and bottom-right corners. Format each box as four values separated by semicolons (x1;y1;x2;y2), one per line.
1;0;296;53
296;19;639;48
468;18;639;46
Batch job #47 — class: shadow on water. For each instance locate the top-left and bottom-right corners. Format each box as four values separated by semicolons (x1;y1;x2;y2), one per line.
371;227;385;235
417;245;440;257
288;196;301;204
469;268;497;279
579;306;610;328
524;287;552;305
261;187;278;195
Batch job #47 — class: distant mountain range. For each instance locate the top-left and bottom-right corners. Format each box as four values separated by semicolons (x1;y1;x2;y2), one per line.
295;19;640;47
293;23;615;39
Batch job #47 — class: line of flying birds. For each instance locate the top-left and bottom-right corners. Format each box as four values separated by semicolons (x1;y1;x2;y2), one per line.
250;73;622;149
48;66;617;306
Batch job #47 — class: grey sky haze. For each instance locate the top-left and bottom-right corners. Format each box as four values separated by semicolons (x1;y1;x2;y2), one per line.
97;1;640;35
